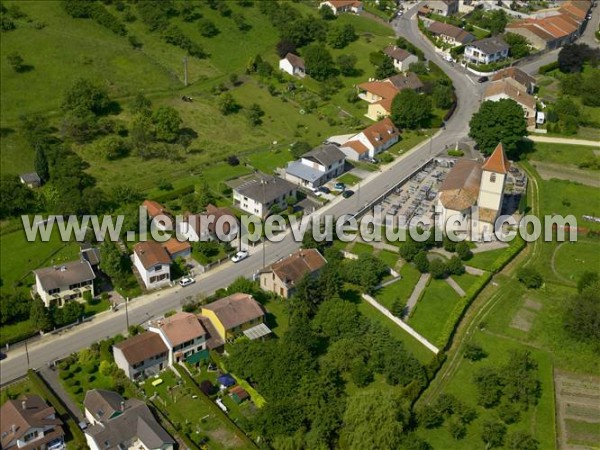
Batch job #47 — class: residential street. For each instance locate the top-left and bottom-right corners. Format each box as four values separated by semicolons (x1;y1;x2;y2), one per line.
1;1;581;385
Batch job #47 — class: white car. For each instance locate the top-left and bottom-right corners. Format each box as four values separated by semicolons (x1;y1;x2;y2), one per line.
179;277;195;287
231;250;249;263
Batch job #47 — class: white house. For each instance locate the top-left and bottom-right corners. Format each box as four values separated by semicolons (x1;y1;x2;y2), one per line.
279;53;305;77
340;117;400;161
383;46;419;72
285;144;346;189
233;174;297;218
148;312;208;366
33;260;95;308
437;143;510;240
424;0;459;16
178;204;239;242
484;79;537;128
464;36;509;65
132;241;171;290
83;390;174;450
113;331;169;380
319;0;363;15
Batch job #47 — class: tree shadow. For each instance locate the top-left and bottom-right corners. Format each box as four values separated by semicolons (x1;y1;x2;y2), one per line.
513;138;535;161
0;127;15;138
16;64;35;73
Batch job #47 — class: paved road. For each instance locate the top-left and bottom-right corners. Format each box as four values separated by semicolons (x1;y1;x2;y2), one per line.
2;1;575;384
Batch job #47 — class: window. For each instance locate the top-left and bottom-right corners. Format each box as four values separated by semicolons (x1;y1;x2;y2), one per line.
23;431;38;442
48;288;60;295
490;173;496;183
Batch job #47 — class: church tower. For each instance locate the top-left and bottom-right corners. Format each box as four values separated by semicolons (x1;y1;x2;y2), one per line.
477;143;510;215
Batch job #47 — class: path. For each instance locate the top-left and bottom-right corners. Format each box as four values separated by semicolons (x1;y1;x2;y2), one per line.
39;367;85;422
361;293;439;354
472;241;509;254
530;161;600;188
526;136;600;147
465;266;485;276
445;277;465;297
405;273;430;317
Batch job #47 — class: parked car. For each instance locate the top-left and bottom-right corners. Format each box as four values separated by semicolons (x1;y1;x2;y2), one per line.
231;250;249;263
477;76;489;83
334;182;346;191
318;186;331;194
179;277;195;287
366;157;378;164
342;190;354;198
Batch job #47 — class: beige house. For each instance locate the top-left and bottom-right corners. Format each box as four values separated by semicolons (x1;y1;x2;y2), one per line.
484;80;537;129
260;248;327;298
357;73;423;121
491;67;536;95
319;0;363;15
33;260;95;308
201;293;268;341
340;117;400;161
427;21;475;47
383;46;419;72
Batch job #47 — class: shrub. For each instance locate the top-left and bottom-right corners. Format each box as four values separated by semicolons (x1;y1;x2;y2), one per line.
429;259;447;279
517;267;543;289
456;242;472;260
463;343;487;361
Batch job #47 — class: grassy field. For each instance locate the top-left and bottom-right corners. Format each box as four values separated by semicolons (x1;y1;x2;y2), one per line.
466;248;506;270
349;241;374;255
376;249;399;269
409;278;461;344
451;272;481;292
337;173;363;186
375;263;421;310
526;142;599;168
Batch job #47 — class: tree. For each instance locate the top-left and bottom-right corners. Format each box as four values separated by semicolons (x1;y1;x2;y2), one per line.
131;92;152;116
391;298;404;318
313;298;364;341
217;92;240;115
0;175;38;219
433;83;454;109
276;39;297;58
303;43;336;81
290;141;312;159
418;404;444;428
319;4;336;20
391;89;432;130
61;78;111;116
469;99;528;155
448;417;466;440
414;251;430;273
350;358;373;387
198;18;219;37
558;43;600;73
100;241;131;286
337;54;358;76
375;55;397;79
429;258;447;279
327;23;356;49
6;51;24;72
34;146;49;183
481;420;507;449
505;32;531;59
473;367;504;407
506;431;539;450
246;103;264;126
463;342;487;361
340;390;407;449
577;271;599;293
0;292;31;325
446;255;465;276
30;297;52;332
564;281;600;344
98;135;130;160
517;267;543;289
232;13;250;31
455;241;472;260
152;106;182;142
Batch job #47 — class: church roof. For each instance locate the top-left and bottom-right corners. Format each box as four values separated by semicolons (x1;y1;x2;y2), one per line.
481;143;510;174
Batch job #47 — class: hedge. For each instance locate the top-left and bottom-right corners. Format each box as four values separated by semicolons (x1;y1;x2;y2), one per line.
538;61;559;75
150;184;195;203
490;235;526;273
27;370;87;449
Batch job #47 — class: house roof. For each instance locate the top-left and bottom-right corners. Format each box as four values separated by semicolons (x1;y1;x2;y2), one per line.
234;174;296;205
491;67;536;91
479;207;499;224
162;238;191;258
229;386;250;400
142;200;169;218
481;143;510;174
439;159;482;211
33;260;95;292
343;140;370;155
19;172;41;184
84;390;174;450
283;53;305;69
198;315;225;350
80;247;101;266
264;248;327;288
467;36;509;55
559;0;591;21
484;79;536;110
205;204;238;233
133;241;171;270
383;45;414;62
202;293;265;330
325;0;363;8
507;21;556;42
357;80;399;99
1;395;63;449
427;21;475;43
286;160;324;183
84;389;125;423
303;144;346;167
151;312;206;347
360;117;400;148
387;73;424;91
113;331;168;366
375;96;395;113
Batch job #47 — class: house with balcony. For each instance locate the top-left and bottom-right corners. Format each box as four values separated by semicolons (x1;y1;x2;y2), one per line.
83;390;174;450
113;332;169;380
148;312;208;365
340;117;401;161
232;174;297;218
464;36;509;65
33;260;95;308
132;241;171;290
1;395;65;450
201;293;269;342
285;144;346;189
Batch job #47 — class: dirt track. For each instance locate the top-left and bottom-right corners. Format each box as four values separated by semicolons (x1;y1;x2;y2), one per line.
531;161;600;188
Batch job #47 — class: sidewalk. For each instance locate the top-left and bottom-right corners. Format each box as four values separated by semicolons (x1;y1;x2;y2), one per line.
526;136;600;147
39;366;84;422
405;273;430;317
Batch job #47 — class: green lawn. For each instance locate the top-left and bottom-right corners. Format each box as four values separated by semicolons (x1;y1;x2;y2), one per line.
409;279;461;344
526;142;599;168
337;173;362;186
451;272;481;292
466;248;506;271
388;130;432;156
0;378;36;404
245;147;294;174
376;249;399;268
349;241;374;255
262;297;290;337
375;263;421;310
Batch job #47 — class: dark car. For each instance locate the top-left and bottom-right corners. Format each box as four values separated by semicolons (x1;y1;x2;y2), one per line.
318;186;331;194
0;352;6;360
477;76;489;83
342;190;354;198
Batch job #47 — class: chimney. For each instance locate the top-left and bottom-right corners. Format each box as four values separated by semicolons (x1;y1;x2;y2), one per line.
11;424;16;434
120;401;125;412
21;400;26;410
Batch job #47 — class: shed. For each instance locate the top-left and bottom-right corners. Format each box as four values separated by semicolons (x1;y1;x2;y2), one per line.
229;386;250;404
217;374;236;388
19;172;42;188
200;380;217;396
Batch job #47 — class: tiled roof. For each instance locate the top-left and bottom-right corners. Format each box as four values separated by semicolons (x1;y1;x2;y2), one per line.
383;45;413;62
327;0;363;8
265;248;327;288
113;332;168;365
162;238;191;257
479;207;499;224
33;260;95;291
467;36;509;55
439;159;482;211
491;67;536;91
428;21;475;43
484;80;536;110
387;73;424;91
133;241;171;270
303;144;346;167
360;117;400;148
481;143;510;175
357;80;399;99
202;293;265;331
234;173;296;204
152;312;206;347
284;53;305;69
142;200;169;218
343;140;370;155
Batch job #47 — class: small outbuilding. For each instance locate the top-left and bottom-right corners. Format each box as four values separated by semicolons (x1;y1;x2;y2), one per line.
217;373;236;388
229;386;250;404
19;172;42;188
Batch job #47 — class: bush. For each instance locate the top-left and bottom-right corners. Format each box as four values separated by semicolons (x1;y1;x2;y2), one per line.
517;267;543;289
463;343;487;361
538;61;559;74
456;242;472;260
429;258;447;279
447;149;464;157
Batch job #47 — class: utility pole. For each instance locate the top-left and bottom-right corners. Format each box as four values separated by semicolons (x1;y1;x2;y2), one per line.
183;56;188;87
125;297;130;331
24;339;30;369
262;179;266;269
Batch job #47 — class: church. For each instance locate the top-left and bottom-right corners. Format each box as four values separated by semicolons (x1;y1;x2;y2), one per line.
437;143;510;241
